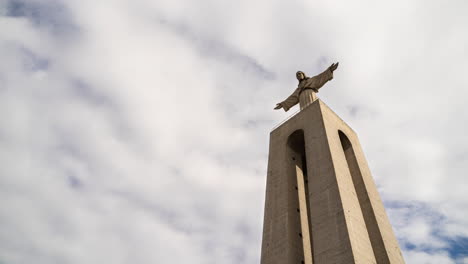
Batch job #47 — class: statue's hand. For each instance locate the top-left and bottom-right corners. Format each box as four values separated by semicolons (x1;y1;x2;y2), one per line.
329;62;339;72
274;103;282;110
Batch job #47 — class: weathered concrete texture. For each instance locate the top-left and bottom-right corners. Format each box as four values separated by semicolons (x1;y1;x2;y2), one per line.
260;99;405;264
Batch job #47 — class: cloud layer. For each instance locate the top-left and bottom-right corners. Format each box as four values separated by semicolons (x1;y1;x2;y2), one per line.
1;0;468;263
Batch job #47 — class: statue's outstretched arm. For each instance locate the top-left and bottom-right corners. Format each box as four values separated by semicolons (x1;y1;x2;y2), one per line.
306;62;339;91
274;88;300;112
328;62;339;72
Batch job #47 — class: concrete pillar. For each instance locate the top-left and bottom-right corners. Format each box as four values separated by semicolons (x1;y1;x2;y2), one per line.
260;99;405;264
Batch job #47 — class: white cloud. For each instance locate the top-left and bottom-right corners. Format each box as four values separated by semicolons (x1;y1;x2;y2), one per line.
1;0;468;263
404;251;454;264
460;257;468;264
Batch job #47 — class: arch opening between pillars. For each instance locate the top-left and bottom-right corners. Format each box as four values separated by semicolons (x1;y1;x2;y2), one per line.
338;130;391;264
287;130;313;264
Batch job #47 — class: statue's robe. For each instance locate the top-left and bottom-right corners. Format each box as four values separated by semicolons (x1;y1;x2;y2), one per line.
280;68;334;111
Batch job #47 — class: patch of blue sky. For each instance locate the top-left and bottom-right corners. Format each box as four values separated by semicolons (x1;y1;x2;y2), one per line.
386;199;468;261
447;237;468;260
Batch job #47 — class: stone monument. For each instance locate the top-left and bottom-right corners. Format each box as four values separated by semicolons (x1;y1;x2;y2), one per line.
261;64;405;264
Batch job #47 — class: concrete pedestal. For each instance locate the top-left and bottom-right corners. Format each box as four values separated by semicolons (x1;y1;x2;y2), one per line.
260;99;405;264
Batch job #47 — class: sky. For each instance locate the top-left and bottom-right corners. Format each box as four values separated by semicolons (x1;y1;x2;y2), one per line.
0;0;467;263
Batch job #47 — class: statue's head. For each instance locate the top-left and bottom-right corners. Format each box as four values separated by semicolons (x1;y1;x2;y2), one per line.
296;71;306;81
